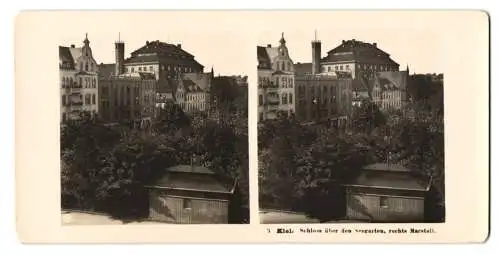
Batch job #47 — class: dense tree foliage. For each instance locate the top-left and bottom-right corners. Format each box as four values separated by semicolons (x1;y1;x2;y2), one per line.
61;97;249;222
258;90;445;222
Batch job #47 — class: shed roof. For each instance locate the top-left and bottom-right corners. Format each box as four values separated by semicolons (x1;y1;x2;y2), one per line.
147;165;235;194
348;171;430;191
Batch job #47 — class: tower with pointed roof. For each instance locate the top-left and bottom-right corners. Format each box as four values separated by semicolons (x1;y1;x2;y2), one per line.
256;33;296;122
59;33;99;123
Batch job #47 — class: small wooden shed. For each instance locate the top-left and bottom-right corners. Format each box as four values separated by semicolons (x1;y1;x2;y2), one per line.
145;164;236;224
344;163;432;223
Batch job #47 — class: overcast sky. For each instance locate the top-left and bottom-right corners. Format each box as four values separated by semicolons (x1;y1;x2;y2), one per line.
53;11;458;76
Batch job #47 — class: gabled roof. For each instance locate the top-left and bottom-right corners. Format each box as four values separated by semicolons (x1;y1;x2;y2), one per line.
345;163;431;191
69;47;83;62
175;72;212;93
257;45;281;69
374;71;408;91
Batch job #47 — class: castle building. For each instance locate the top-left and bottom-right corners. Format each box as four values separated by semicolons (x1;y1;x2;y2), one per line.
257;33;295;122
295;75;352;126
296;36;400;79
59;33;99;123
294;34;353;127
98;38;156;127
122;40;204;80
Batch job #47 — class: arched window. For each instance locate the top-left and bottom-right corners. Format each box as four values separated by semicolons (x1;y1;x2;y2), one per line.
70;77;73;86
79;77;82;86
85;63;88;71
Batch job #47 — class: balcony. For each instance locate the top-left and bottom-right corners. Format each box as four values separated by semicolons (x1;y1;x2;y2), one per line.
266;104;279;111
70;101;83;106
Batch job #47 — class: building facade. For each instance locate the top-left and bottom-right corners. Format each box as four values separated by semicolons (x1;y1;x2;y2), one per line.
295;75;352;126
121;40;204;80
344;163;431;223
257;33;295;122
59;34;99;123
318;39;400;79
372;70;409;111
98;74;156;126
296;36;400;79
146;164;236;224
98;39;156;126
174;72;212;113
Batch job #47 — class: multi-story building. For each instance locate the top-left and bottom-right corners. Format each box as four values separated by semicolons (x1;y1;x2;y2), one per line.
122;40;204;80
59;34;99;123
296;37;399;78
257;33;295;122
98;74;156;127
292;35;353;127
174;72;212;114
295;75;352;126
372;70;409;111
98;39;156;127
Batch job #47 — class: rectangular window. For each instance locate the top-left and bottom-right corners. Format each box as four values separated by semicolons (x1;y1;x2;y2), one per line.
62;112;67;122
379;196;389;208
259;95;263;106
150;66;153;71
131;67;135;72
282;94;287;105
92;94;96;105
61;95;66;106
289;93;293;104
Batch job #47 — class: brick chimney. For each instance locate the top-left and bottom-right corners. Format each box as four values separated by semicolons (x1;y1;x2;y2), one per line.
177;44;182;48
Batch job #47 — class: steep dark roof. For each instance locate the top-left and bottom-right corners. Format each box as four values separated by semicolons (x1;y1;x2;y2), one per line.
322;39;399;66
294;62;312;76
257;46;273;69
98;63;115;80
131;40;193;57
125;40;203;69
59;46;75;69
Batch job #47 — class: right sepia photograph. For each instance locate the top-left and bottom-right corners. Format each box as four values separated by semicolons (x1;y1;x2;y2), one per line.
257;30;444;224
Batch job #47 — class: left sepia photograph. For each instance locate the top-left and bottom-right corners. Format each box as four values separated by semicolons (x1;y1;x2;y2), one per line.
59;29;249;225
